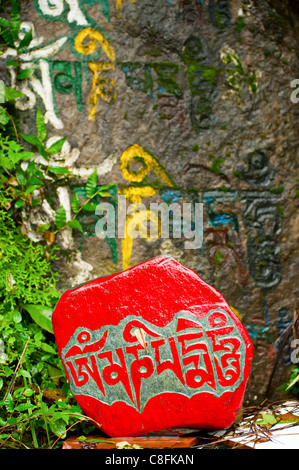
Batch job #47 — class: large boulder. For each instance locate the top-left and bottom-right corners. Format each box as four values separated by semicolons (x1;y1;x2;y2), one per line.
52;256;253;437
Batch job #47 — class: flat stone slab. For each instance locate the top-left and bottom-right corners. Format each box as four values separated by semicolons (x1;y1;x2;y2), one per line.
52;256;253;437
62;435;200;449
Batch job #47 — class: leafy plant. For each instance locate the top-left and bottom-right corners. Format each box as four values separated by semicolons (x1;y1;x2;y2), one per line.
21;107;66;163
0;0;115;448
18;107;116;243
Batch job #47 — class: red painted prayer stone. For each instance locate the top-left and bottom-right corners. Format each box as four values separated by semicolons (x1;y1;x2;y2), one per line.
52;256;253;437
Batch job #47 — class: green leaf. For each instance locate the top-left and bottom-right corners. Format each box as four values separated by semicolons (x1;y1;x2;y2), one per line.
36;106;47;142
21;133;49;160
0;27;14;47
258;413;277;426
17;28;32;53
4;86;25;101
0;107;10;125
27;176;41;186
21;133;40;146
12;310;22;323
86;170;97;198
19;151;34;160
55;412;69;425
27;160;36;177
10;0;21;41
16;68;34;80
71;192;80;213
3;366;13;377
47;137;66;155
16;67;34;80
32;199;41;206
98;191;113;198
95;183;116;191
19;369;31;378
0;156;14;169
54;401;69;410
6;59;19;67
36;223;51;233
15;198;24;208
285;374;299;391
3;393;14;413
36;141;49;161
15;403;36;412
0;18;10;28
48;166;70;175
23;304;53;334
82;202;97;212
50;418;67;439
24;184;40;196
55;206;66;230
40;342;56;354
68;219;83;232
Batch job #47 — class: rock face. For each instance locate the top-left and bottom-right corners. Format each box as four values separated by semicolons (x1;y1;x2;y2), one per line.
52;256;253;437
3;0;299;403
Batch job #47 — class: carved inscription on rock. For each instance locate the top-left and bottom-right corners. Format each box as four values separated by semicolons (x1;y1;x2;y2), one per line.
62;309;246;412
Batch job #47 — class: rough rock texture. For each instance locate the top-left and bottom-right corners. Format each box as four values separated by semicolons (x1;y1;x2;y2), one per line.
266;0;299;55
52;256;253;436
2;0;298;404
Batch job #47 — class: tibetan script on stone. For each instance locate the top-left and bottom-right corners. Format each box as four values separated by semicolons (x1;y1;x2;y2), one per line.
52;256;253;436
63;309;246;413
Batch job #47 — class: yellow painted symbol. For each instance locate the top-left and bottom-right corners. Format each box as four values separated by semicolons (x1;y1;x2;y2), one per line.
119;145;175;271
74;27;116;120
120;144;174;186
119;186;159;271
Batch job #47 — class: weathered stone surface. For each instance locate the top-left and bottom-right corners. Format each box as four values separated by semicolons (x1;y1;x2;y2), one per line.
2;0;298;404
52;256;253;437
